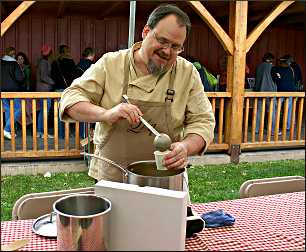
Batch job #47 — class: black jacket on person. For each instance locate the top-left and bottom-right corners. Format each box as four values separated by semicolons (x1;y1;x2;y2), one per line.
1;56;25;91
74;58;93;79
51;57;76;90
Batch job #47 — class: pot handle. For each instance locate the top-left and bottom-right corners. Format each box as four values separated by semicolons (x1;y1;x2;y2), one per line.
81;152;128;178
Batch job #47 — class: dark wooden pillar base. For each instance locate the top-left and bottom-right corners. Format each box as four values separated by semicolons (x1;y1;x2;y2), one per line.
230;144;240;164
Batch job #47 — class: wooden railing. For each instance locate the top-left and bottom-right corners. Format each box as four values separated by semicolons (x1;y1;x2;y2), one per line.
1;92;81;159
1;91;305;160
207;92;232;152
242;92;305;150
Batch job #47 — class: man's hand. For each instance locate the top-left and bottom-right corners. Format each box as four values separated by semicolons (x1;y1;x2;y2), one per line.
163;142;188;170
103;103;143;125
64;101;143;125
163;133;206;170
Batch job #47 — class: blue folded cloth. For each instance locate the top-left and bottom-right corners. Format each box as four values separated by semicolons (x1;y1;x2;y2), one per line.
201;209;235;228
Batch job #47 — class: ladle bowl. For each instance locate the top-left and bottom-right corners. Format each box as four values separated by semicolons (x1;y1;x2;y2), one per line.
154;133;172;152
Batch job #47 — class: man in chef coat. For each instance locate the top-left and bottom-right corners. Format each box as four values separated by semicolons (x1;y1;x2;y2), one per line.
60;4;215;186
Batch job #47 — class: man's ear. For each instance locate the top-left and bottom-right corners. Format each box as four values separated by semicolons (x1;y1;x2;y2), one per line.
142;25;151;40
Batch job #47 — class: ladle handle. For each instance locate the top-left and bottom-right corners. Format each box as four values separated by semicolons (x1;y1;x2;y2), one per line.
122;95;160;137
81;152;128;177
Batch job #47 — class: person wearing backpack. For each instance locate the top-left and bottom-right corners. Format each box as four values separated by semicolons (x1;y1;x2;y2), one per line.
186;56;215;91
51;45;76;138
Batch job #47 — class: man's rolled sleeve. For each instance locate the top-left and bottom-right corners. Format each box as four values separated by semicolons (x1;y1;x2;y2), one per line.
184;74;215;154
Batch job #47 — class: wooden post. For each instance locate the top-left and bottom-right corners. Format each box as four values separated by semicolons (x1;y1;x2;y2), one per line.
224;2;235;144
228;1;248;163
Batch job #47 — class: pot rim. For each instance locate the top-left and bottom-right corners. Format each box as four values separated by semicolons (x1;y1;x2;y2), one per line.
127;160;185;178
53;194;112;219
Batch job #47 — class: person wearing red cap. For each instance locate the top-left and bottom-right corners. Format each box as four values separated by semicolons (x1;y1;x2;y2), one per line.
36;44;55;138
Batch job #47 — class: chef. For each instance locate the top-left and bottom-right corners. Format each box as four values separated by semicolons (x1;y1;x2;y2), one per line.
59;4;215;188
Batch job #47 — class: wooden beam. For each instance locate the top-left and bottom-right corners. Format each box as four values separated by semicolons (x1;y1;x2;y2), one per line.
245;1;294;52
229;1;248;148
1;1;35;37
98;2;121;19
188;1;234;55
224;1;235;144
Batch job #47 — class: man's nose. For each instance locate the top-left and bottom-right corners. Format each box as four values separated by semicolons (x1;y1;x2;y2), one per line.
161;47;171;57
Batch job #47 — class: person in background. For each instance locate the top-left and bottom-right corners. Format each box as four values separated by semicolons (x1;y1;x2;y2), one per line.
74;47;95;78
36;44;55;138
1;47;25;140
74;47;96;139
218;55;227;91
271;56;296;131
59;3;215;197
254;52;279;135
51;44;76;138
186;56;214;92
51;44;76;90
284;54;303;91
16;52;32;91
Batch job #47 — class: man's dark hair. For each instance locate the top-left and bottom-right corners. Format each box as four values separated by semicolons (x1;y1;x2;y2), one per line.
262;52;274;62
147;4;191;36
82;47;95;57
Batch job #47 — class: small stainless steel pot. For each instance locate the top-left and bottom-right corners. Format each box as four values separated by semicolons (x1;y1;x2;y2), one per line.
83;153;185;191
53;194;111;251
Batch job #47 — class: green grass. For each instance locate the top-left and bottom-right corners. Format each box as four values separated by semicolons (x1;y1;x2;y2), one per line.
188;159;305;203
1;159;305;221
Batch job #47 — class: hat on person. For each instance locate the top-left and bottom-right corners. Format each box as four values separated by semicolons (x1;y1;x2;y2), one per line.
41;44;52;56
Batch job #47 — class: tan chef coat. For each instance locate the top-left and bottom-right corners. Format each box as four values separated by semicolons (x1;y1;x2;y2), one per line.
60;42;215;181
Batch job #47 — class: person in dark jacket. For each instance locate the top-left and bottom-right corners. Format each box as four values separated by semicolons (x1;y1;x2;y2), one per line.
1;46;25;139
283;54;303;91
51;44;76;90
51;45;76;138
74;47;96;138
74;47;95;79
16;52;32;91
254;52;279;135
36;44;55;138
271;56;297;131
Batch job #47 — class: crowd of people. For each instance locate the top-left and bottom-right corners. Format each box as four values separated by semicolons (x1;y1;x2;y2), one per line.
1;45;96;140
254;52;303;135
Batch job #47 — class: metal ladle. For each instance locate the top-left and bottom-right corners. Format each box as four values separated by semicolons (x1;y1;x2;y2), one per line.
122;95;172;151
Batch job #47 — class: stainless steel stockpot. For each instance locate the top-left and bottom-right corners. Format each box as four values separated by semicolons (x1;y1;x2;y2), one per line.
84;153;185;191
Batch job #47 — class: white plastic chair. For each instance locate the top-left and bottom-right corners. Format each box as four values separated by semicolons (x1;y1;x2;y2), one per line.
12;187;94;220
239;176;305;198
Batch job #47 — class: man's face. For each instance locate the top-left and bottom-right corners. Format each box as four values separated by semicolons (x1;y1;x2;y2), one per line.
141;14;186;75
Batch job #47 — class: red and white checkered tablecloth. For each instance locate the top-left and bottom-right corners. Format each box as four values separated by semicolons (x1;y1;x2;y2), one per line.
1;192;305;251
185;191;305;251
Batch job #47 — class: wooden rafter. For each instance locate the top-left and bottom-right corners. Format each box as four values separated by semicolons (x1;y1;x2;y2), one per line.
245;1;294;53
1;1;35;37
188;1;234;55
98;2;121;19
